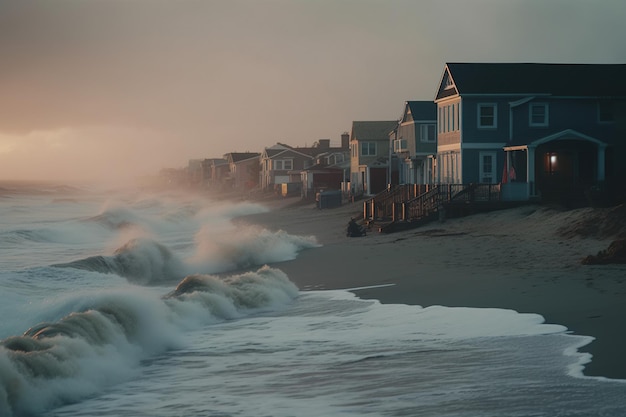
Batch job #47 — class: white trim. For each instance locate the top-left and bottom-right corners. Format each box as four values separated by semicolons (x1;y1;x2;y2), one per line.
529;103;549;127
528;129;606;148
479;151;497;184
360;141;377;156
435;96;461;105
434;65;460;102
503;145;528;152
419;123;437;143
509;96;535;107
267;148;313;159
477;103;498;128
438;143;462;152
404;119;437;124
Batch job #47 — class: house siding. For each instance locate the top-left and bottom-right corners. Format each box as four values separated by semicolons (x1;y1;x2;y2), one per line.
460;97;509;144
510;98;623;145
397;121;416;155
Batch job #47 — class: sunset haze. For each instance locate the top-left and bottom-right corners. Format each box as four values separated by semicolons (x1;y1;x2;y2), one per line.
1;0;625;184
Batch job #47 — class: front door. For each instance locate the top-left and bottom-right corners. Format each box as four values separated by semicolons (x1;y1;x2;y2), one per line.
479;152;497;184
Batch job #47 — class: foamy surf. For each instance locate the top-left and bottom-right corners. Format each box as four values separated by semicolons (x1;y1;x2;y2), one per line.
0;266;298;417
46;290;626;417
2;188;626;417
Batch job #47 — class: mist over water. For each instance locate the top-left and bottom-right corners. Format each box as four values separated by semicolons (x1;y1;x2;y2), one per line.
1;184;626;417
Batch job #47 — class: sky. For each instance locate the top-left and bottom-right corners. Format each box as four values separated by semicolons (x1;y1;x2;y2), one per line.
1;0;625;185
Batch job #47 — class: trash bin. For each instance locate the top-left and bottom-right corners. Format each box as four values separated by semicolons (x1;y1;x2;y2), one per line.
316;190;342;209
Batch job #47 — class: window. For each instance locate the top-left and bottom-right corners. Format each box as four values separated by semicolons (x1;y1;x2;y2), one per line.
327;154;344;164
420;124;436;142
598;100;614;122
273;159;293;170
479;152;497;183
478;104;497;128
361;141;376;156
529;103;548;126
393;138;408;153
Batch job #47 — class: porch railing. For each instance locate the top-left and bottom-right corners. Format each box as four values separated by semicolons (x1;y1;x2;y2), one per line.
363;184;432;221
404;183;501;221
364;183;502;226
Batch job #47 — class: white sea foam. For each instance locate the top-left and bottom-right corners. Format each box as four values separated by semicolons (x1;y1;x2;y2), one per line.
189;224;320;273
0;266;297;417
47;290;626;417
3;189;626;417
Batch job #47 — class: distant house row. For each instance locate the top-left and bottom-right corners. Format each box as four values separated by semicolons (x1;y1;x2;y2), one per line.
180;62;626;206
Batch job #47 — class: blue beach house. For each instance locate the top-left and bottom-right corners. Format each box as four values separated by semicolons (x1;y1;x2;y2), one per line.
435;62;626;205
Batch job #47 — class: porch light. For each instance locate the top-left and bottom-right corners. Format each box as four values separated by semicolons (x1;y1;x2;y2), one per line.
550;155;557;164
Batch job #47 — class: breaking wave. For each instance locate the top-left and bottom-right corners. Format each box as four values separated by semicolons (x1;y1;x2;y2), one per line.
54;226;319;285
0;266;298;417
190;225;320;272
53;238;187;285
85;207;141;230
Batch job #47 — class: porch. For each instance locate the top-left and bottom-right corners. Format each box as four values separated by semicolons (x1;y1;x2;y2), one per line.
503;129;609;206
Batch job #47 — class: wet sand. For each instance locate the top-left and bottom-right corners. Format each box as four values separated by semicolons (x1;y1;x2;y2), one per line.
237;198;626;379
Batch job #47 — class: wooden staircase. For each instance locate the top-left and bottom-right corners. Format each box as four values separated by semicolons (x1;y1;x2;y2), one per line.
364;183;503;233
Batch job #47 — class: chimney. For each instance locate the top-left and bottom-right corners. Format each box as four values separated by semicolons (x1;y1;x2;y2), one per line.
318;139;330;149
341;132;349;149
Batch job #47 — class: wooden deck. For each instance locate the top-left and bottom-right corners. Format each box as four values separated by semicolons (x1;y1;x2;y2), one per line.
364;183;509;233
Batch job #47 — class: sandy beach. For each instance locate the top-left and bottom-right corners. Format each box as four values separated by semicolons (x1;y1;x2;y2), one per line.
237;198;626;380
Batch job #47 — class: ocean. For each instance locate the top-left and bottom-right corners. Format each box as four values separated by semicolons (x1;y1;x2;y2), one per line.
1;182;626;417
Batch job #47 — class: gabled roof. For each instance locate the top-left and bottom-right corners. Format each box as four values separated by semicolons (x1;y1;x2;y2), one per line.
351;120;398;141
225;152;260;163
437;63;626;100
263;148;286;158
404;101;437;122
262;145;314;159
203;158;228;166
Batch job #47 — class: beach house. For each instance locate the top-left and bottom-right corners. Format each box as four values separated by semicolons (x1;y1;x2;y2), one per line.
200;158;229;190
350;120;399;196
260;143;315;193
365;63;626;231
223;152;261;191
392;101;438;186
435;62;626;205
260;136;350;196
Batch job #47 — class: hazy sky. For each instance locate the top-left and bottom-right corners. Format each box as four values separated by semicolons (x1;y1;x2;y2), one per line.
1;0;625;184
